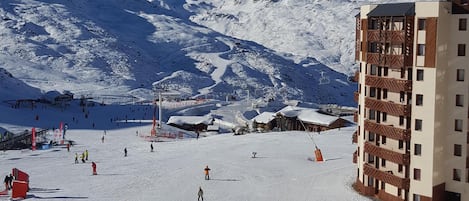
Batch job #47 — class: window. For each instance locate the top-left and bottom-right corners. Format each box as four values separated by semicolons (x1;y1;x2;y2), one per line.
415;119;422;131
454;144;462;156
455;119;463;132
370;87;376;97
458;44;466;56
414;144;422;156
399;116;405;126
417;69;424;81
398;164;403;173
418;19;426;30
414;194;421;201
457;69;465;81
456;94;464;107
414;168;421;181
382;112;387;122
383;89;388;99
368;154;375;163
416;94;423;106
383;67;388;76
399;140;404;149
400;92;405;103
369;110;376;120
460;18;467;31
417;44;425;56
381;159;386;167
382;136;386;144
370;65;377;75
453;169;461;181
369;132;375;141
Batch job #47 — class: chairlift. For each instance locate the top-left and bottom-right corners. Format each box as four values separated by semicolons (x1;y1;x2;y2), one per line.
318;71;330;85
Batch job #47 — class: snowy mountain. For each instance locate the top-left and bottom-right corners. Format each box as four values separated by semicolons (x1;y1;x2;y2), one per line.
0;0;414;106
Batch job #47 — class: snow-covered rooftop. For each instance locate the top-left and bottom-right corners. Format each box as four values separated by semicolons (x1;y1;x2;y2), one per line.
252;112;276;124
167;115;213;125
277;106;340;126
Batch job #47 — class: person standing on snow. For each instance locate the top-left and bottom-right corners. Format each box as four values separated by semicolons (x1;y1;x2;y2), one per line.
91;162;97;175
75;153;79;164
204;165;211;180
85;150;89;160
124;147;127;157
198;186;204;201
81;152;86;163
3;175;9;190
150;143;154;152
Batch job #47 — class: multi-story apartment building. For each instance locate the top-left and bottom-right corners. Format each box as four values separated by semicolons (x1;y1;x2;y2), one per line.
353;1;469;201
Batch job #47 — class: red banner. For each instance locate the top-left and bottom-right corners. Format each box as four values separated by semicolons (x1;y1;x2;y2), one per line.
31;127;36;151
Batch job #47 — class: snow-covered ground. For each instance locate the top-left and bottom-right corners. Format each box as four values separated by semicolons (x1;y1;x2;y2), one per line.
0;124;367;201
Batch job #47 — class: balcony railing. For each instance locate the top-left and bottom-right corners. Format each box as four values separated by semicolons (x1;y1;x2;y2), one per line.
364;120;411;141
354;71;360;82
366;30;405;43
365;75;412;93
364;142;410;165
354;91;359;102
366;53;405;69
353;179;375;196
365;97;411;117
363;163;410;190
352;130;358;144
353;150;358;164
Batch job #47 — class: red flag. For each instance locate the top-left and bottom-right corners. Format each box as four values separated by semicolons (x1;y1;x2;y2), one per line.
32;128;36;151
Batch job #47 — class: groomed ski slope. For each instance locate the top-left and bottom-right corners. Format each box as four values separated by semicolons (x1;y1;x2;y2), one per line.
0;125;370;201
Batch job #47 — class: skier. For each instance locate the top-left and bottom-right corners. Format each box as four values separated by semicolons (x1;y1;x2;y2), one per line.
101;136;105;143
198;186;204;201
124;147;127;157
204;165;211;180
66;143;70;152
81;152;86;163
75;153;79;164
91;162;97;175
8;174;13;190
85;150;89;160
3;175;8;190
150;143;154;152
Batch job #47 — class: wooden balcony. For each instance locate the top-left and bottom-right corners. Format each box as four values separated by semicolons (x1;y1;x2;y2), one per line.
367;30;381;42
353;179;375;196
366;53;406;69
365;97;411;117
353;150;358;163
363;163;410;190
364;120;410;141
354;71;360;82
354;91;359;102
364;142;410;165
352;130;358;144
365;75;412;93
366;30;405;43
386;31;405;43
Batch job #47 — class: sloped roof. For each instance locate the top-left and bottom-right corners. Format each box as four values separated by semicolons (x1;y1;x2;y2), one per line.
167;116;213;125
277;106;340;126
368;3;415;17
252;112;276;124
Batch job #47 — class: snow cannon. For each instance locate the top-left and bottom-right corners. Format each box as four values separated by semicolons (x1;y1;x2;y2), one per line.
314;146;324;162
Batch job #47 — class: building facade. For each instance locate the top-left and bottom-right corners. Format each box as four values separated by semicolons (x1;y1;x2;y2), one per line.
353;1;469;201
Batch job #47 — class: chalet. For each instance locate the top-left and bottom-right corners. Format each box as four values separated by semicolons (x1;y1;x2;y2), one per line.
275;106;347;132
251;112;277;132
167;116;214;132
